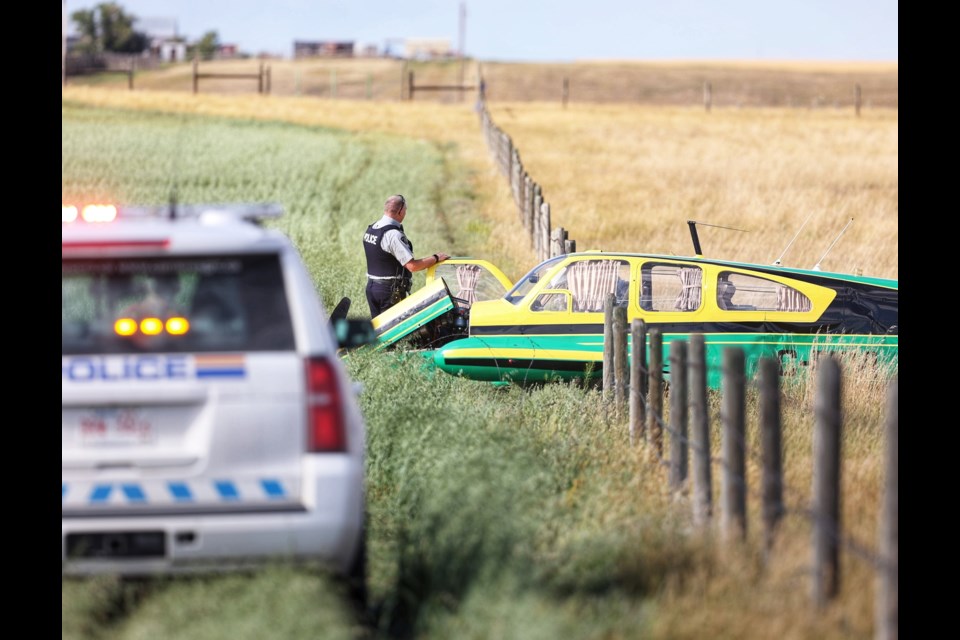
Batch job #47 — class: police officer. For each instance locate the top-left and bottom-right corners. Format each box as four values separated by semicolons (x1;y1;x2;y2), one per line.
363;194;450;317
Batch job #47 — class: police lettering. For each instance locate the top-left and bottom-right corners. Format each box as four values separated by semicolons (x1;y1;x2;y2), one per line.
62;356;189;381
363;233;379;245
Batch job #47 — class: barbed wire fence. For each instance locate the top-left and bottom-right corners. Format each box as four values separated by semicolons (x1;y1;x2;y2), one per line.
476;91;576;263
600;296;897;639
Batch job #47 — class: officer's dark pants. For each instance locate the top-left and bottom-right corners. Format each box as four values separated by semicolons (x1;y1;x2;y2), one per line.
366;279;398;318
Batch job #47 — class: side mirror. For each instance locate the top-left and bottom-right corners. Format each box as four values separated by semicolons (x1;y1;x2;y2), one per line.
333;318;376;350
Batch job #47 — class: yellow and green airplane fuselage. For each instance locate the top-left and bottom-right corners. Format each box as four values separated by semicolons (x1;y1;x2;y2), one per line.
372;253;898;389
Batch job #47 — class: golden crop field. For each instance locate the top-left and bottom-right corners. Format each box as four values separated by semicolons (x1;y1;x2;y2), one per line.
63;58;898;282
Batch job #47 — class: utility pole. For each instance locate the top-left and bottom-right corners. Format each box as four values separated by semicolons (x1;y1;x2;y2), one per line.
62;0;67;86
458;1;466;99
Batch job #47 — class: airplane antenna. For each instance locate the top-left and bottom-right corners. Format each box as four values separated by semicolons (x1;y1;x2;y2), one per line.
168;187;178;220
812;217;854;271
687;220;749;257
773;212;813;266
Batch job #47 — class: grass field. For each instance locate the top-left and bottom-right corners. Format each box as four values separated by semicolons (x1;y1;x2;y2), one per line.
62;58;898;281
62;59;897;640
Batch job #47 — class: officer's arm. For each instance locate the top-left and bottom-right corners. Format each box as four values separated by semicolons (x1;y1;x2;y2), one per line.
404;252;450;272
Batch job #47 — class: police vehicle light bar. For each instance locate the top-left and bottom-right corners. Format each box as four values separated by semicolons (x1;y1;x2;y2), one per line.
62;202;284;224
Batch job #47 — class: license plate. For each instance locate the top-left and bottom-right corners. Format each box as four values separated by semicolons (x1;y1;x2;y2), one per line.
79;408;154;445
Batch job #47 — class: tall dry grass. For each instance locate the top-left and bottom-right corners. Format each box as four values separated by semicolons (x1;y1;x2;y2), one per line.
479;60;898;108
483;102;898;279
646;351;893;639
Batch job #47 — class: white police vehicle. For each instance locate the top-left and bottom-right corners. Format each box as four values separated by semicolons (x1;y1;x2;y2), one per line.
61;202;370;589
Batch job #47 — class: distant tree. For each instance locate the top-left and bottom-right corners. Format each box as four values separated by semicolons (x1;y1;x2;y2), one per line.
71;2;148;55
189;31;221;61
70;8;100;55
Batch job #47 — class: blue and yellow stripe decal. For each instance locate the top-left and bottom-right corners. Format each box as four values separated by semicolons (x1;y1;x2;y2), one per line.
195;354;246;378
62;477;301;516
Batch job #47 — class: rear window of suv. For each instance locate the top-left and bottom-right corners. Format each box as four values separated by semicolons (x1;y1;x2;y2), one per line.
62;254;296;355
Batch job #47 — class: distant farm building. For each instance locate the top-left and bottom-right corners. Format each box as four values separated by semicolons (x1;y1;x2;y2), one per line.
294;41;356;58
215;43;240;59
404;38;454;60
135;17;187;62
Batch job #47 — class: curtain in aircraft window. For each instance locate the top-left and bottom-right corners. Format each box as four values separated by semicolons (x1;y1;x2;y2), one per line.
567;260;628;312
776;282;812;312
455;265;482;306
716;271;811;312
640;263;702;312
674;267;703;311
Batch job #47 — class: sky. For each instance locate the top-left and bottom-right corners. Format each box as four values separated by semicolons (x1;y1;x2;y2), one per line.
63;0;899;63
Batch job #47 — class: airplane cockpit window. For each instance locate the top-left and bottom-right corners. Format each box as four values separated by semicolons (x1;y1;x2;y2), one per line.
716;271;811;312
505;255;566;304
640;263;702;312
531;259;630;313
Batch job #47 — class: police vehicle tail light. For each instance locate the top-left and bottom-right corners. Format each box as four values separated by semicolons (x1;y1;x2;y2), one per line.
305;357;346;453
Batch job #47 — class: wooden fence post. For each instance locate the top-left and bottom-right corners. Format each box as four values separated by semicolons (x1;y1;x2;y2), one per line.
721;347;747;543
565;238;576;253
758;357;784;560
523;175;533;233
514;152;523;207
629;319;647;446
562;77;569;108
812;356;842;609
876;377;898;640
668;339;688;493
603;295;615;401
408;70;415;101
689;334;711;527
613;305;628;416
532;186;543;252
540;202;551;262
855;83;862;118
704;81;712;112
647;330;664;459
193;57;199;94
550;227;564;257
259;60;265;94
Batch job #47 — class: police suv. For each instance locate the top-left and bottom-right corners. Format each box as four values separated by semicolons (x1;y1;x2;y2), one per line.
61;202;369;586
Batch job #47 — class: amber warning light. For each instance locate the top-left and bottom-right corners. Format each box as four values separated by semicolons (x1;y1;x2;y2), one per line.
114;317;190;337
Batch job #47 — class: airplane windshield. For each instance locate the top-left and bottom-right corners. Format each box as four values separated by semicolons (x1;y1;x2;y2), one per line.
504;256;566;304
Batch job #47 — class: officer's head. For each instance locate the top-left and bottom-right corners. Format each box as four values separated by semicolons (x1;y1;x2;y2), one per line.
385;194;407;218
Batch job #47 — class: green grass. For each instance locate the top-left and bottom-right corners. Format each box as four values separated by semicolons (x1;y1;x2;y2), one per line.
62;102;891;640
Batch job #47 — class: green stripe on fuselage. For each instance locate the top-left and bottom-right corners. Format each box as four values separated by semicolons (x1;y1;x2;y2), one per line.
433;332;898;388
